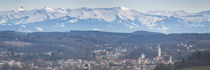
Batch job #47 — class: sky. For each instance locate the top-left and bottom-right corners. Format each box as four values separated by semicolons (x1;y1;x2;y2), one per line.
0;0;210;12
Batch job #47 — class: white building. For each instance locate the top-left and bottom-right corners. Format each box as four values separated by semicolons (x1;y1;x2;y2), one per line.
141;53;145;59
8;60;22;68
168;56;173;64
158;44;161;57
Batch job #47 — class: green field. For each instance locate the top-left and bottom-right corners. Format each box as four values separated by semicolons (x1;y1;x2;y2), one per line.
180;66;210;70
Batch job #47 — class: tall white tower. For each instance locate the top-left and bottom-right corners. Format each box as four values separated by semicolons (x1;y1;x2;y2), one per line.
158;44;161;57
141;53;145;59
169;56;173;64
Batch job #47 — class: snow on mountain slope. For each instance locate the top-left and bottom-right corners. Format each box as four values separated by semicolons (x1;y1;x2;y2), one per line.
145;10;210;23
0;7;209;33
15;6;25;13
145;10;190;17
67;7;141;22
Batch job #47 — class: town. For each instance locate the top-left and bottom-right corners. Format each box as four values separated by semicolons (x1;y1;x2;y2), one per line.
0;44;174;70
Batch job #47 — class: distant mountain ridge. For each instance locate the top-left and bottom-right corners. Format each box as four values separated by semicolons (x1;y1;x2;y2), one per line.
0;7;210;33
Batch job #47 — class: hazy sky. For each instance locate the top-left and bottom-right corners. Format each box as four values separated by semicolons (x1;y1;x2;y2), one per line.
0;0;210;12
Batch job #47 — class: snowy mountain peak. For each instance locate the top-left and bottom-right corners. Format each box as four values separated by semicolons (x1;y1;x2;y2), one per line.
44;7;54;12
119;6;130;11
74;7;92;11
57;8;66;13
0;7;210;33
15;6;25;12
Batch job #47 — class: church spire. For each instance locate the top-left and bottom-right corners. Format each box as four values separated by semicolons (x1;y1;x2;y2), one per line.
158;44;161;57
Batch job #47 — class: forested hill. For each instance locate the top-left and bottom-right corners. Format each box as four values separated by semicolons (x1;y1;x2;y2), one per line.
155;49;210;70
0;30;210;61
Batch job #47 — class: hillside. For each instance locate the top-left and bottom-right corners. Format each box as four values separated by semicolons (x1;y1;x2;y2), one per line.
0;31;210;61
154;49;210;70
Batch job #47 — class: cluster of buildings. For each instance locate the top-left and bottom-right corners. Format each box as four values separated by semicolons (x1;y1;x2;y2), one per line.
0;44;174;70
0;60;22;69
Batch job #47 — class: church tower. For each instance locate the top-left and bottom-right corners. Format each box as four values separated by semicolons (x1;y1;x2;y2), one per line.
158;44;161;57
169;56;173;64
141;53;145;59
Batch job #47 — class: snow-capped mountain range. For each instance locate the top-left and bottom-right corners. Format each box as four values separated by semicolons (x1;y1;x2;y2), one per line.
0;6;210;33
